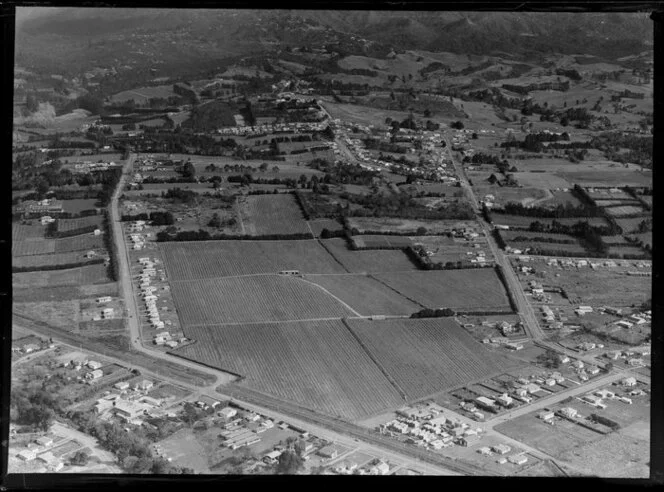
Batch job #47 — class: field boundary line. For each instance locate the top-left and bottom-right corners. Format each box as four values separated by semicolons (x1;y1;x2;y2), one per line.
367;274;427;309
340;318;409;402
316;239;352;273
184;316;367;328
294;276;363;317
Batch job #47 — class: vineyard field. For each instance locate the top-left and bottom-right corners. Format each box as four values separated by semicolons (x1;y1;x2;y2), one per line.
320;238;419;273
346;318;517;400
603;205;648;217
160;240;346;280
372;268;512;311
243;194;311;236
615;217;647;234
305;274;421;316
171;275;356;325
55;234;105;253
12;239;56;257
172;320;405;420
56;215;103;232
12;223;47;242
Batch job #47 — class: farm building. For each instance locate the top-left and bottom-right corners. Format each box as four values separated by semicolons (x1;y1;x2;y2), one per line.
475;396;496;409
96;296;112;304
112;399;149;422
218;407;238;419
16;449;38;461
369;461;390;475
558;407;578;419
492;444;511;455
114;381;130;391
459;433;481;446
101;308;114;318
34;436;54;447
87;360;102;370
538;411;555;422
318;446;339;459
508;454;528;466
134;380;154;391
85;369;103;380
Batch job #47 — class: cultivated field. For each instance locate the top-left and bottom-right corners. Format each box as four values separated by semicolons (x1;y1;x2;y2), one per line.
511;172;571;189
160;240;346;280
171;275;356;325
603;205;647;217
56;215;103;232
372;268;512;311
242;194;311;236
472;185;549;207
320;238;419;273
54;234;105;253
304;274;421;316
501;230;578;243
508;241;588;256
110;84;177;104
347;217;478;235
351;235;413;249
346;318;516;400
557;169;652;187
60;199;99;213
615;217;648;234
12;239;56;256
308;218;344;236
12;223;47;241
173;320;405;420
12;251;93;270
490;214;610;229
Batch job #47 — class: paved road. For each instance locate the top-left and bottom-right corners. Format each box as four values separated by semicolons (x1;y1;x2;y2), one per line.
109;155;227;387
443;136;545;340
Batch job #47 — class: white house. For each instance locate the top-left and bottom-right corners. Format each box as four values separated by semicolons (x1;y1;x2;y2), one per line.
96;296;112;304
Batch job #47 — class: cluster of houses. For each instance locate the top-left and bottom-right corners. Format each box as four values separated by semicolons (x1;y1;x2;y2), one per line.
216;121;327;137
379;404;485;449
611;310;651;330
477;444;528;466
14;435;69;471
57;355;105;383
604;346;649;367
217;406;279;450
15;198;63;217
93;379;163;425
331;458;391;476
129;222;148;250
12;337;54;356
136;257;175;345
542;257;651;270
71;160;120;173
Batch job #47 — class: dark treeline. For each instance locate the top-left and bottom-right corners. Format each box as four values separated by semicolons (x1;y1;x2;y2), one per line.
493;201;600;219
120;211;175;225
528;219;621;236
410;308;456;318
46;223;98;239
344;192;475;220
12;257;105;273
156;229;314;242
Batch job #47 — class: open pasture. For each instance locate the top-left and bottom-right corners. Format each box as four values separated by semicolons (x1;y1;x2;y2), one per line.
615;217;648;234
511;172;572;189
304;274;420;316
13;251;90;270
242;194;311;236
347;217;478;235
110;84;177;105
372;268;512;312
171;275;355;325
320;238;419;273
501;230;578;244
60;199;100;213
603;205;648;217
173;319;405;420
350;235;413;249
557;169;652;187
346;318;517;401
13;264;110;289
472;185;549;207
160;240;346;280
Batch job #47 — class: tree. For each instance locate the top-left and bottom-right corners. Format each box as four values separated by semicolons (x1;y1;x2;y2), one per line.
537;349;561;369
276;450;304;474
208;213;221;228
272;166;280;173
182;161;196;180
259;162;269;172
69;450;90;466
26;93;39;112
